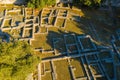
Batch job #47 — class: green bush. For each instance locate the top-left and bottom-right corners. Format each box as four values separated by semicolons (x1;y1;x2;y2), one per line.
0;41;40;80
27;0;56;8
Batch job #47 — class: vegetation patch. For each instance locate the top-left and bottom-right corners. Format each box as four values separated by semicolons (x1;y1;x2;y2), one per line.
0;41;40;80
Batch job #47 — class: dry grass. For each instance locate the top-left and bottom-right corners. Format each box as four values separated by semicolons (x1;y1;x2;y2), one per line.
24;29;32;38
114;40;120;47
31;34;52;49
3;30;11;34
69;8;84;17
116;65;120;80
65;35;76;44
48;27;62;33
49;17;55;25
80;37;94;49
87;55;96;61
35;51;55;59
34;9;40;16
70;58;86;78
80;9;116;45
41;72;52;80
41;63;45;75
114;54;120;63
54;38;66;53
42;18;48;24
56;18;65;27
40;27;47;33
45;61;51;71
0;7;5;12
99;51;111;59
102;62;114;78
26;8;33;15
65;20;84;34
3;19;11;28
90;64;102;75
68;45;78;54
7;12;18;15
11;29;21;38
13;15;24;22
54;59;71;80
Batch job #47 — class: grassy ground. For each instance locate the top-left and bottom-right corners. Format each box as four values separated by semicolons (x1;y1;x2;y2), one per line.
34;26;39;33
56;18;65;27
40;61;52;80
0;7;5;12
102;61;114;79
24;29;32;38
90;64;102;75
99;51;112;59
80;37;94;49
80;9;119;45
68;45;78;54
87;55;96;61
116;65;120;80
34;9;40;16
41;63;45;75
0;4;21;12
13;15;24;22
65;20;84;34
42;18;48;24
70;58;86;78
44;61;51;71
65;35;76;44
11;29;20;37
114;54;120;63
41;72;52;80
3;30;11;34
54;38;66;53
25;8;33;15
40;27;47;33
3;19;11;28
31;34;51;49
7;11;19;16
49;17;56;25
53;59;71;80
114;40;120;47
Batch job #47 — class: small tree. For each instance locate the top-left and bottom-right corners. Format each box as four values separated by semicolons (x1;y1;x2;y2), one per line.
27;0;56;8
0;41;40;80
